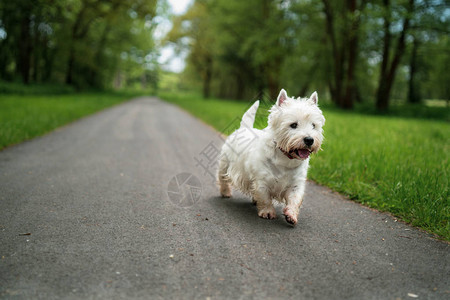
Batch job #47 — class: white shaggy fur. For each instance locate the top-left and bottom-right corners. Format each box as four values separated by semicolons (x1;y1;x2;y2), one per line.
217;89;325;225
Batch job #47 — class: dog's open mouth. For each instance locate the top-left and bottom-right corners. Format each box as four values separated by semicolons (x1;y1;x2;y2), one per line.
291;149;311;160
279;147;311;160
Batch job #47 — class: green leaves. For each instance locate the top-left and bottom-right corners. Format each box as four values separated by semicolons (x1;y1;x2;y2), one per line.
164;0;448;109
0;0;158;89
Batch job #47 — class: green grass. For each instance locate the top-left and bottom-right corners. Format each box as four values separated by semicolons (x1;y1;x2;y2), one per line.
339;101;450;121
309;112;449;238
160;91;450;240
0;81;76;95
0;90;142;150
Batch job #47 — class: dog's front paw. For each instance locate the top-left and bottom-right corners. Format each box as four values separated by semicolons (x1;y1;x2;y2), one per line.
283;207;298;225
221;192;231;198
220;185;232;198
258;207;277;220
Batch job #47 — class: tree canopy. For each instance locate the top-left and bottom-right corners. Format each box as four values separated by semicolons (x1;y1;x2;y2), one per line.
166;0;449;109
0;0;448;110
0;0;158;89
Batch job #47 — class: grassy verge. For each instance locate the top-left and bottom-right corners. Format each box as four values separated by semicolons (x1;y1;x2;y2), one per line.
159;91;449;240
0;90;143;150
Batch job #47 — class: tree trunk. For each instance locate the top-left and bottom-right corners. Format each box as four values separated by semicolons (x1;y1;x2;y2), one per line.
32;18;40;82
65;2;93;85
256;65;265;101
408;37;420;104
299;84;309;98
202;56;213;99
375;0;391;111
66;49;75;85
342;0;359;110
322;0;361;108
42;38;55;82
376;0;414;111
322;0;343;106
89;24;111;87
235;74;245;100
376;80;390;111
18;14;32;84
267;69;279;101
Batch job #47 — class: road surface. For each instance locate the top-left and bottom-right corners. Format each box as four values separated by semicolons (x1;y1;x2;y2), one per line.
0;97;448;299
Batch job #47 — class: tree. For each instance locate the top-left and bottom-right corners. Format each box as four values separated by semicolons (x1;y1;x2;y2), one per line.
375;0;414;111
322;0;366;109
167;0;293;100
0;0;158;89
407;36;420;103
0;0;37;84
166;0;215;98
406;0;449;104
421;34;450;103
213;0;292;99
162;0;448;106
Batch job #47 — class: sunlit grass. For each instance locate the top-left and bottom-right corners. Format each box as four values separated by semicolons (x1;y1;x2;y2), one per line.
425;99;449;108
309;111;449;238
0;91;141;150
160;91;449;240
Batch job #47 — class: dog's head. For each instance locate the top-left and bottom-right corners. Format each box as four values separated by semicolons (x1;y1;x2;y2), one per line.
268;89;325;160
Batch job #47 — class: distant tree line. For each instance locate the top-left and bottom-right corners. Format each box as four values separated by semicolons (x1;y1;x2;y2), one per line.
166;0;449;110
0;0;159;90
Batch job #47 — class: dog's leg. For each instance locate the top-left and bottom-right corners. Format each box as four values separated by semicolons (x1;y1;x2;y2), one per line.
283;185;305;225
253;190;277;219
218;156;232;198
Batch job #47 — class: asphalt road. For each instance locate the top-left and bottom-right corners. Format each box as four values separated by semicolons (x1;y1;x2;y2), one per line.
0;97;448;300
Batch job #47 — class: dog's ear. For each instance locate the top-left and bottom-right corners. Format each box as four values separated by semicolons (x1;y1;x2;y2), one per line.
309;91;318;105
276;89;288;106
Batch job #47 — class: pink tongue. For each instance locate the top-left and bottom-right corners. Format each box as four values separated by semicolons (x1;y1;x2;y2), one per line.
298;149;310;159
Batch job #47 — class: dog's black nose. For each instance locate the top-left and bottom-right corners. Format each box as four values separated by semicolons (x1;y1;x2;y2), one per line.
304;137;314;147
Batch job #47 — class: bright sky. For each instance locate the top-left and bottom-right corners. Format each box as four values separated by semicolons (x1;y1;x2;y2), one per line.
168;0;192;15
157;0;192;73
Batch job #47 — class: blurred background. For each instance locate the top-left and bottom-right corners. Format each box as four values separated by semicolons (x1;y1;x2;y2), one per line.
0;0;449;110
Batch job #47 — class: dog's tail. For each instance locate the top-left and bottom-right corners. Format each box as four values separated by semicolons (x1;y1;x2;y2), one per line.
240;100;259;129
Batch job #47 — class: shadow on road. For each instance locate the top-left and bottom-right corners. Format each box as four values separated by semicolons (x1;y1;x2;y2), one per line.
207;196;306;230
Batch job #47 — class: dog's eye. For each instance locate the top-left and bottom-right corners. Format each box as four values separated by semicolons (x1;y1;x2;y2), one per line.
312;123;316;129
290;122;298;129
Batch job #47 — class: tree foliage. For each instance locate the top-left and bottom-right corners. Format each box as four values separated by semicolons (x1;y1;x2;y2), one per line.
166;0;449;109
0;0;158;89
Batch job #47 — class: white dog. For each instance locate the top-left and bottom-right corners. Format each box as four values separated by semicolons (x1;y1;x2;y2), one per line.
217;89;325;225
